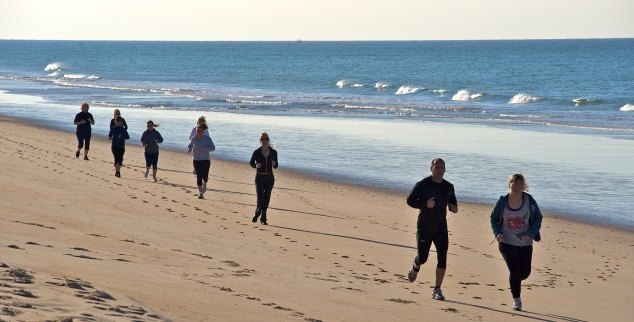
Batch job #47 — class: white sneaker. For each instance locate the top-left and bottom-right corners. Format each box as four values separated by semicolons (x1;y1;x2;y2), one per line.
407;266;418;283
513;298;522;311
432;287;445;301
144;170;149;178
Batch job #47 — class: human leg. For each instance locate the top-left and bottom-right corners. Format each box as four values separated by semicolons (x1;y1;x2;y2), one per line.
83;133;91;159
260;175;275;223
408;227;434;282
498;242;524;299
253;175;266;222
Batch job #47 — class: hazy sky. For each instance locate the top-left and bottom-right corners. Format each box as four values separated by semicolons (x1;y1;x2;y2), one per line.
1;0;633;41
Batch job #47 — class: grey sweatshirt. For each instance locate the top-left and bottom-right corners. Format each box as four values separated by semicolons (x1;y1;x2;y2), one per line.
188;135;215;160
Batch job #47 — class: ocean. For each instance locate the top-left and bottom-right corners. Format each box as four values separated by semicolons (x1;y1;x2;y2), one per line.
0;39;633;229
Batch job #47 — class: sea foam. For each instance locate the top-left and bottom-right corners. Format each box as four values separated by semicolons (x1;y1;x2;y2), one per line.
375;83;391;89
44;63;62;71
451;90;484;101
620;104;634;112
395;86;420;95
336;80;348;88
509;93;540;104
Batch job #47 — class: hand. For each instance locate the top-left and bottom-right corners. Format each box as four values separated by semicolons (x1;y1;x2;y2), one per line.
448;204;458;213
143;143;148;147
521;235;532;242
108;137;112;140
80;119;86;124
187;148;192;153
271;160;277;167
426;197;435;208
154;139;159;143
87;118;93;123
497;235;504;243
256;163;261;169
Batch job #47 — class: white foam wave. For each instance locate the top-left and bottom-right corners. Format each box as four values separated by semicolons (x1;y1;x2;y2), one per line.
225;99;284;105
451;90;483;101
375;83;391;89
336;80;348;88
87;75;101;80
432;89;449;94
351;84;363;87
620;104;634;112
63;74;86;79
509;93;541;104
395;86;420;95
44;63;62;71
500;114;549;119
47;71;60;77
332;103;415;111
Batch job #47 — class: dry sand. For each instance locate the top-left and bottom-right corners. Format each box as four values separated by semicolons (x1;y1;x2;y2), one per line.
0;116;632;321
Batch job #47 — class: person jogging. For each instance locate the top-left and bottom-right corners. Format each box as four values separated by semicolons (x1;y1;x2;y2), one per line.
140;120;163;182
406;158;458;301
73;102;95;160
108;116;130;177
249;132;278;225
187;124;215;199
490;173;543;311
189;116;210;176
109;109;128;129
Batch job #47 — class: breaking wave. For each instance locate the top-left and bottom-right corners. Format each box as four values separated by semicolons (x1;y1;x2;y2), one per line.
620;104;634;112
509;93;541;104
395;86;421;95
451;90;484;101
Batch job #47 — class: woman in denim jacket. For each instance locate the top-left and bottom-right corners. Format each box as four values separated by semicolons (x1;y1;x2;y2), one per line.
490;174;543;312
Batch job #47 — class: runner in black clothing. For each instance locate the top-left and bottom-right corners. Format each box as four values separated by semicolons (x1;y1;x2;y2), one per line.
73;102;95;160
249;132;278;225
109;109;128;129
406;158;458;301
108;116;130;177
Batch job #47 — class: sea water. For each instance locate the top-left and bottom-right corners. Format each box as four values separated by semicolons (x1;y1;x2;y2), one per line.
0;40;633;228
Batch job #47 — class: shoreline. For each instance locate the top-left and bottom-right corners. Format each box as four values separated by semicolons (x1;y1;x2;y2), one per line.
2;114;632;234
1;115;633;321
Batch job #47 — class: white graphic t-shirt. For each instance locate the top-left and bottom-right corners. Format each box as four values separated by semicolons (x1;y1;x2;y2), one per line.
501;194;533;247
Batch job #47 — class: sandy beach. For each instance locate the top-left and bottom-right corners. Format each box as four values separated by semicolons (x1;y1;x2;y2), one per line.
0;116;632;322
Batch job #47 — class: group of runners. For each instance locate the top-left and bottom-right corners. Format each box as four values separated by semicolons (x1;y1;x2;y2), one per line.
73;102;541;312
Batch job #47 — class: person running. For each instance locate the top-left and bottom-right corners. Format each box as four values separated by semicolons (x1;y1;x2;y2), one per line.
189;116;210;176
249;132;278;225
140;120;163;182
490;173;543;311
73;102;95;160
108;116;130;177
109;109;128;129
187;124;215;199
406;158;458;301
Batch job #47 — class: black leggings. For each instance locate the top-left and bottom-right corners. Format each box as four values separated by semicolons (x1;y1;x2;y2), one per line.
111;147;125;165
77;131;91;150
414;223;449;269
499;242;533;298
255;174;275;217
193;160;211;186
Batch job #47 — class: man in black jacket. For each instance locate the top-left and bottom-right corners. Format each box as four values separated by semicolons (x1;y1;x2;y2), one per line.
406;158;458;301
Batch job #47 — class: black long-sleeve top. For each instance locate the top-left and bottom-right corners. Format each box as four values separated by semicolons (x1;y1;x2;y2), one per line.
250;147;278;174
109;117;128;129
407;176;457;228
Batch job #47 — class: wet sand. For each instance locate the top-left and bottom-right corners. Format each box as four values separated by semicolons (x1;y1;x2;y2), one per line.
0;116;632;321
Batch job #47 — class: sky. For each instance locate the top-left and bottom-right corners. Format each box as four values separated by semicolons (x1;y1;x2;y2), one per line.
1;0;633;41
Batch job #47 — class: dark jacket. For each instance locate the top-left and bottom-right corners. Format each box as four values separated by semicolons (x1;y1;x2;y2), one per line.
490;192;543;241
407;176;457;228
250;147;278;174
140;129;163;154
110;117;128;129
108;126;130;148
74;112;93;133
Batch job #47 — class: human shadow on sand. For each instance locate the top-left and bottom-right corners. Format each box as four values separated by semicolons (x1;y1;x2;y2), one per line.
218;200;347;219
269;225;461;255
444;300;587;322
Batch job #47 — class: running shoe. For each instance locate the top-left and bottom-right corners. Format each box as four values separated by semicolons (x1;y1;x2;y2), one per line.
76;151;80;158
407;266;418;283
84;156;89;161
432;287;445;301
115;171;120;177
153;177;158;182
198;193;204;199
513;298;522;311
144;171;149;178
260;219;268;225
